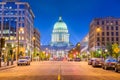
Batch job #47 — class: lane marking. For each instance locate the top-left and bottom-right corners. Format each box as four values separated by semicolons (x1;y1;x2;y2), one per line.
58;62;61;80
58;74;61;80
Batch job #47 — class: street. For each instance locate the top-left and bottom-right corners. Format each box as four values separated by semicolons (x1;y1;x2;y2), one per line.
0;61;120;80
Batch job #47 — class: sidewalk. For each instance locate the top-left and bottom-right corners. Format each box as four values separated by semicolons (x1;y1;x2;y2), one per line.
0;61;16;71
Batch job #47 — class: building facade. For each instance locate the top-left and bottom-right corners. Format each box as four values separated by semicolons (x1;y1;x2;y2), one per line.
0;0;36;57
34;28;40;52
89;17;120;51
80;34;89;53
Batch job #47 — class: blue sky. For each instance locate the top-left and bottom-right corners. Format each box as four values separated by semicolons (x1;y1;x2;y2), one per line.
3;0;120;45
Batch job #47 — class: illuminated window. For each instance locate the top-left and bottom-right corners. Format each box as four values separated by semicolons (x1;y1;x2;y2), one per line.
22;31;24;34
5;37;9;40
22;37;24;40
10;36;14;40
14;37;16;40
19;37;21;40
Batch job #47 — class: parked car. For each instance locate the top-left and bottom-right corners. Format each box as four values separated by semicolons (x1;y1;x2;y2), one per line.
88;58;97;65
67;58;73;61
115;61;120;72
102;57;117;70
49;58;54;61
74;58;81;62
17;56;31;66
92;58;104;67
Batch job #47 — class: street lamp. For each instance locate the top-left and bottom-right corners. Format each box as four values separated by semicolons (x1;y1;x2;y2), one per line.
104;49;108;59
95;27;102;51
96;27;101;33
77;43;80;46
32;36;36;61
105;49;108;53
17;27;24;61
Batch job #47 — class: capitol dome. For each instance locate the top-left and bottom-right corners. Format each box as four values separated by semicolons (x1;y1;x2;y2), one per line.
51;16;70;47
53;17;68;30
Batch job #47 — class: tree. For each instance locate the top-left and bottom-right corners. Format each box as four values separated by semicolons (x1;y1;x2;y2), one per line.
33;48;40;58
106;43;120;59
90;51;101;58
39;51;46;60
112;43;120;58
106;43;113;57
6;44;15;66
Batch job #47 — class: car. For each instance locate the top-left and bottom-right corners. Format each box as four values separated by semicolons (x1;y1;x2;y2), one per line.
88;58;97;65
49;58;54;61
102;57;117;70
92;58;104;67
68;58;74;61
17;56;31;66
74;58;81;62
115;61;120;72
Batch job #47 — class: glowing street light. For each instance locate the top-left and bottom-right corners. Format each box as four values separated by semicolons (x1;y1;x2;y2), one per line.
32;37;36;41
96;27;102;33
105;49;108;53
77;43;80;46
74;54;76;58
17;27;24;61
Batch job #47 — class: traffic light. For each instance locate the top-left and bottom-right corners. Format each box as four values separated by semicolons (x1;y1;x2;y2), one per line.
0;38;5;48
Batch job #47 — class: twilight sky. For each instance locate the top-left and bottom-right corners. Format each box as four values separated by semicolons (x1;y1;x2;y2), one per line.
18;0;120;45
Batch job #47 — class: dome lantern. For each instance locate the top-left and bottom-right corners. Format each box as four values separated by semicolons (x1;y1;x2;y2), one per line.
59;16;62;22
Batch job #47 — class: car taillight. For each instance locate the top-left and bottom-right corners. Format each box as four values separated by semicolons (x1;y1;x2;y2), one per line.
108;62;111;65
108;62;116;65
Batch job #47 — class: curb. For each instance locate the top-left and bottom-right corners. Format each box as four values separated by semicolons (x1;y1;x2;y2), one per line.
0;65;16;71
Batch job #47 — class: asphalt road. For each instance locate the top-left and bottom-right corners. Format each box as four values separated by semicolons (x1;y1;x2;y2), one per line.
0;61;120;80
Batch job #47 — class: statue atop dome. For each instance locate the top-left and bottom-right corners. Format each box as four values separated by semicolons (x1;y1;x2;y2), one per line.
59;16;62;22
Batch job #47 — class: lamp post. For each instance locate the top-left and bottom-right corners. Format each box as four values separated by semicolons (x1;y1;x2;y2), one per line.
10;43;14;65
105;49;108;59
95;27;103;57
17;27;23;61
32;36;35;61
95;27;102;50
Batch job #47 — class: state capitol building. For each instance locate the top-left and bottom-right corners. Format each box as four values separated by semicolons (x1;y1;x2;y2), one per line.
42;17;74;58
